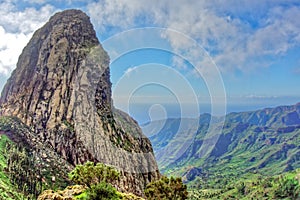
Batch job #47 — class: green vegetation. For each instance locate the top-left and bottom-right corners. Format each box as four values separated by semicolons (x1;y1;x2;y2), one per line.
144;176;188;200
6;141;43;198
273;173;300;199
151;105;300;185
0;134;27;200
188;169;300;199
38;161;122;199
0;133;67;199
83;181;120;200
155;118;300;200
68;161;120;199
0;116;70;199
39;161;189;200
42;161;144;199
69;161;120;188
147;105;300;199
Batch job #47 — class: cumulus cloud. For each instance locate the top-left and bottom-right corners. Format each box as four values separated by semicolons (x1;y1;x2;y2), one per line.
0;26;31;74
0;1;56;75
248;6;300;56
87;0;300;74
0;4;56;33
87;0;155;33
1;0;299;77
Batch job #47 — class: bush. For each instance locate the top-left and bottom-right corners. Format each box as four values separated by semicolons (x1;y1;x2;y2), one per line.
144;176;188;200
68;161;119;188
85;181;120;200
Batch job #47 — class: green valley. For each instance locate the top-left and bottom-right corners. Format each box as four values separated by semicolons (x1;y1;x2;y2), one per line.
143;103;300;199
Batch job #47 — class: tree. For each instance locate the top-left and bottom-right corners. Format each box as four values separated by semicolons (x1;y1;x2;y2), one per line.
144;176;188;200
68;161;119;188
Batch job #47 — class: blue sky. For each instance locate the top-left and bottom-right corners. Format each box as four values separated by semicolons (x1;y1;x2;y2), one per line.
1;0;300;123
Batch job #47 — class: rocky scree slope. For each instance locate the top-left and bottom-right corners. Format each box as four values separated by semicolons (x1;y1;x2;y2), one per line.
0;9;159;196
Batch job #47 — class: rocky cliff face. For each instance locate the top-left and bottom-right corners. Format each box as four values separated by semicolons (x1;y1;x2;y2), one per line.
0;9;159;196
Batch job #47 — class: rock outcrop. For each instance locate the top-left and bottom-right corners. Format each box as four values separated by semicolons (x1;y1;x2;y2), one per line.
0;9;159;196
37;185;86;200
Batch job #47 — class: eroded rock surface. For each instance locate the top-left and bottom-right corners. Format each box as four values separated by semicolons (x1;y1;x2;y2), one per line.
0;9;159;196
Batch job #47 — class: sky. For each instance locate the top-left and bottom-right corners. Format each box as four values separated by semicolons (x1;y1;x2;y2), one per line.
1;0;300;123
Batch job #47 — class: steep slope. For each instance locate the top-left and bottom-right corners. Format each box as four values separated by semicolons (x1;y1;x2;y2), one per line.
0;133;27;200
0;9;159;196
143;103;300;186
0;116;71;199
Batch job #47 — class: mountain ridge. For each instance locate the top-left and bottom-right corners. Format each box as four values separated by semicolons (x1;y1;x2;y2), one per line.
143;102;300;186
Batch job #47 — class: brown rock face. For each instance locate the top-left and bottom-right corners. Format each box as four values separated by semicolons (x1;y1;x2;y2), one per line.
0;9;159;196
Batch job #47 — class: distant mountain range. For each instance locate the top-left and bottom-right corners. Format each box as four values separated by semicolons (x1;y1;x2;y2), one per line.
142;103;300;186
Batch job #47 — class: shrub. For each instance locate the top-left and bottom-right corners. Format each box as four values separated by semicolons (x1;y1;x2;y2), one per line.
68;161;119;188
85;181;120;200
144;176;188;200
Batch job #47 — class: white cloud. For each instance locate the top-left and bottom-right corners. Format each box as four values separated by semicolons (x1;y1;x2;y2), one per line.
248;6;300;56
1;0;299;77
0;4;56;34
0;26;31;74
87;0;300;74
24;0;47;4
87;0;144;32
0;1;56;75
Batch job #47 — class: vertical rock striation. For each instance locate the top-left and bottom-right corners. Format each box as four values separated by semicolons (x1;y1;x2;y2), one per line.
0;9;159;196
